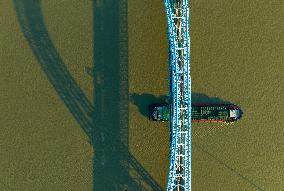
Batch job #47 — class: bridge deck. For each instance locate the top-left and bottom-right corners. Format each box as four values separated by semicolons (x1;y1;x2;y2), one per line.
164;0;191;190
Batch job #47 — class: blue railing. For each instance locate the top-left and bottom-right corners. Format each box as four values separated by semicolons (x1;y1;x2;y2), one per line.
164;0;192;190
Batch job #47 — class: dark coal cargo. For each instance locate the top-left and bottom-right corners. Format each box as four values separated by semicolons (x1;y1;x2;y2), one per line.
149;103;243;124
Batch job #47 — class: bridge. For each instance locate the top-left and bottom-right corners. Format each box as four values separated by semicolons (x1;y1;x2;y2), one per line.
164;0;191;191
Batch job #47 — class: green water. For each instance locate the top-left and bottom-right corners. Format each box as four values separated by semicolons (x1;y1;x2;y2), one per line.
0;0;283;190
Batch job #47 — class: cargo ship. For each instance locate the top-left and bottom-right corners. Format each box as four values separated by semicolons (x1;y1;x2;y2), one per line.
149;103;242;123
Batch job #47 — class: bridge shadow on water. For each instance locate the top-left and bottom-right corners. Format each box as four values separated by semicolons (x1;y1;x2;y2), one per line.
13;0;162;190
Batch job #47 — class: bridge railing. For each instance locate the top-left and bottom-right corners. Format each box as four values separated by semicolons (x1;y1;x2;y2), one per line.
164;0;191;190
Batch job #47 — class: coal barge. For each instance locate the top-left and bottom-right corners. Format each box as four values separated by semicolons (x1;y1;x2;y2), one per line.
149;103;243;123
